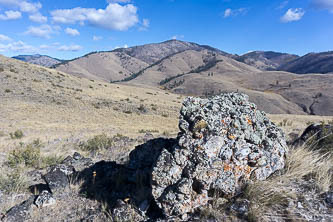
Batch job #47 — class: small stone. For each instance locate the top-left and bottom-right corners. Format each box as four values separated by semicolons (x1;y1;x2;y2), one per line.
73;152;82;160
230;199;250;217
34;190;56;208
297;202;303;209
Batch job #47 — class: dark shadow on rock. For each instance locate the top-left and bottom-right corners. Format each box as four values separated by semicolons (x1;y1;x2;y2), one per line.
28;183;50;194
75;137;177;220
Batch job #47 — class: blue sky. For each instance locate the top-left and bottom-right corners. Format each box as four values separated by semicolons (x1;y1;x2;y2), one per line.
0;0;332;59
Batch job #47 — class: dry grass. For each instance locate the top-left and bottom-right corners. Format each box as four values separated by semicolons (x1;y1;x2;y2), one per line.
268;114;333;136
245;146;333;221
0;55;182;165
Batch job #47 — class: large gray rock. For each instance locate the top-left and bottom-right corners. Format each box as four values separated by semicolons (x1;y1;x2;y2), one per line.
43;164;74;193
150;93;288;218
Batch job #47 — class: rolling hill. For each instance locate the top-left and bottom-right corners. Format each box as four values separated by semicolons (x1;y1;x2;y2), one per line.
50;40;333;115
278;51;333;74
236;51;299;71
54;40;233;82
12;54;62;67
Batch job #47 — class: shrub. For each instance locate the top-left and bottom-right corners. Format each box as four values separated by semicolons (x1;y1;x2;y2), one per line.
79;134;113;153
10;130;24;139
244;146;333;221
7;139;42;168
5;89;11;93
41;155;64;167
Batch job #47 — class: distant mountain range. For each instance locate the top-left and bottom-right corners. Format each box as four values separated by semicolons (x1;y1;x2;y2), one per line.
51;40;333;115
278;51;333;74
4;39;333;115
12;54;62;68
12;40;333;75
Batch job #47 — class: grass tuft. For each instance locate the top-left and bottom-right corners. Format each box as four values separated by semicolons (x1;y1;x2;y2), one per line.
245;146;333;221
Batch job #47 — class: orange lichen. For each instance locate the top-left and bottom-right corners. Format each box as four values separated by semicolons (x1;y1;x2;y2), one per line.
223;164;232;171
228;135;235;140
246;118;252;125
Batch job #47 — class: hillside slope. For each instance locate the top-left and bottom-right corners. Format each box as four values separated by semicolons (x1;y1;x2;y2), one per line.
0;55;183;150
236;51;299;71
12;54;62;67
128;49;259;86
55;51;149;82
278;51;333;74
154;62;333;115
55;40;233;82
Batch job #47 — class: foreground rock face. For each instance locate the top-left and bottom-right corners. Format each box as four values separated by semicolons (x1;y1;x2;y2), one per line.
149;93;288;217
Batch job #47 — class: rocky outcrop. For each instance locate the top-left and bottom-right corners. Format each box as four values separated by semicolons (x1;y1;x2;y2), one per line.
148;93;288;218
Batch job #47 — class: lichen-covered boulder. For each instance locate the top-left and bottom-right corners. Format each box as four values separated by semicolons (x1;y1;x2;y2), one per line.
151;93;288;218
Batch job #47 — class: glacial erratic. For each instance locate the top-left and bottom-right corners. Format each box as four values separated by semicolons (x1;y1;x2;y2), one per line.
148;92;288;218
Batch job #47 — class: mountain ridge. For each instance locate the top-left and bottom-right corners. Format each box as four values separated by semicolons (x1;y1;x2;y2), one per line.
12;54;63;68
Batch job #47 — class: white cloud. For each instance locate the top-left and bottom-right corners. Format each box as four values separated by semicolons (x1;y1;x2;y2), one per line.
114;44;128;49
93;35;103;41
65;27;80;36
29;12;47;23
25;24;56;39
19;1;41;13
281;8;305;22
58;44;82;51
51;3;139;31
0;34;12;41
107;0;131;3
223;8;247;18
0;40;37;53
144;18;150;27
171;35;184;40
0;10;21;20
224;8;232;17
311;0;333;12
0;0;41;13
